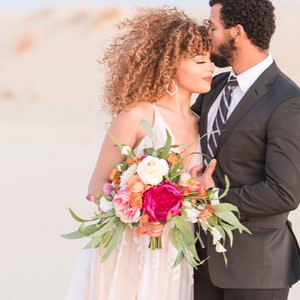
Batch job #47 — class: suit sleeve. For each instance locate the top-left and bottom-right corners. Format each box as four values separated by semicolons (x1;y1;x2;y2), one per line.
221;95;300;217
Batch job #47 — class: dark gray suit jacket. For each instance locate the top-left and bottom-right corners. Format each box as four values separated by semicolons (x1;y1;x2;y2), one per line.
191;61;300;288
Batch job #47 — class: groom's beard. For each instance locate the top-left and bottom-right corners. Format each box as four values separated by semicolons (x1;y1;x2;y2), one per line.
211;37;236;68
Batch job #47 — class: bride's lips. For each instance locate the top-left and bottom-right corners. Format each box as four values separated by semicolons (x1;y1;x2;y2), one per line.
203;76;212;83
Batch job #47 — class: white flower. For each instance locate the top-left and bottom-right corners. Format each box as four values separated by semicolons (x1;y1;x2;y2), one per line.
119;163;138;188
211;227;223;245
121;145;132;156
215;241;227;253
183;202;199;223
137;155;169;185
99;196;113;212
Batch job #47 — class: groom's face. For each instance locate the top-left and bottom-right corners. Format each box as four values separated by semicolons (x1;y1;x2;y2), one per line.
207;4;236;68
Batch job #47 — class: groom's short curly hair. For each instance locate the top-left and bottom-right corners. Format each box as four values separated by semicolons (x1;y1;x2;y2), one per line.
209;0;276;50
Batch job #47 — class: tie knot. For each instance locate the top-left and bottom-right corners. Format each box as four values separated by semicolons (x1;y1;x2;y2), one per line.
226;75;238;91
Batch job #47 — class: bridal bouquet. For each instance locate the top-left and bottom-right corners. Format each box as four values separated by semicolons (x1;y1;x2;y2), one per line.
62;120;251;267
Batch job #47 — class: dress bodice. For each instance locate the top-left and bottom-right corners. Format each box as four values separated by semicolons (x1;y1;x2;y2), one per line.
134;104;202;171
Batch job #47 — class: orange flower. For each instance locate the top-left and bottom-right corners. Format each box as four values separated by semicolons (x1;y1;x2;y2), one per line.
127;157;140;165
139;214;149;224
198;204;214;222
198;185;206;199
166;152;180;165
136;226;148;235
129;192;143;209
109;167;119;181
127;174;146;193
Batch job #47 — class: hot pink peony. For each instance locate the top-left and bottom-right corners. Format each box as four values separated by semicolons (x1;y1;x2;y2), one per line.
142;181;182;222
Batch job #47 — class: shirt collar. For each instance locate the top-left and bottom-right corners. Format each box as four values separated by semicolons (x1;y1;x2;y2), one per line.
230;54;273;93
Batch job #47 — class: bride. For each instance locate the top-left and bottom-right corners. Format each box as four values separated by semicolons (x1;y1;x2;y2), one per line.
66;6;215;300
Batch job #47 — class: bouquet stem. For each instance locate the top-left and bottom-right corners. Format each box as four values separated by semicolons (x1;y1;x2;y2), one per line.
149;236;162;249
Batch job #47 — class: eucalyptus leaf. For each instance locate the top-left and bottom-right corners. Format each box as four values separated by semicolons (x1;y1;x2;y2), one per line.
101;222;126;261
78;223;102;237
219;175;230;199
89;218;118;238
173;216;195;244
82;235;104;249
108;132;124;150
160;129;172;159
68;208;91;223
61;230;85;240
214;211;251;234
220;222;234;247
140;119;153;140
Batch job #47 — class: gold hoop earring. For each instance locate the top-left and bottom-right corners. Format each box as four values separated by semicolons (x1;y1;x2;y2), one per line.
166;80;178;96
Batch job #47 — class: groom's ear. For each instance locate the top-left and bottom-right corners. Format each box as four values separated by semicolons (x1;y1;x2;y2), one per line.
234;24;245;41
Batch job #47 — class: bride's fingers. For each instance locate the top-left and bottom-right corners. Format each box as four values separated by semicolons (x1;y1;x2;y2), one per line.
147;222;164;237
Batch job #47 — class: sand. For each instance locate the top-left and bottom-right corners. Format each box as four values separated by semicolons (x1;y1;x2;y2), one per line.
0;3;299;299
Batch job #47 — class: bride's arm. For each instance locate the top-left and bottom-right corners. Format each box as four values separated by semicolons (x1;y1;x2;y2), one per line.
87;107;147;204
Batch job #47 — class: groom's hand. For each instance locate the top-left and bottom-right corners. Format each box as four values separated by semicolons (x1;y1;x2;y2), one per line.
190;159;217;190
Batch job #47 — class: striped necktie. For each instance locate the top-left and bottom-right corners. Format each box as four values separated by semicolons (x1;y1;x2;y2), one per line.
204;76;238;166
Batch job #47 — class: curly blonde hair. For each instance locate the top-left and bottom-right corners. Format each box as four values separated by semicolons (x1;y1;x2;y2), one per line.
100;6;211;116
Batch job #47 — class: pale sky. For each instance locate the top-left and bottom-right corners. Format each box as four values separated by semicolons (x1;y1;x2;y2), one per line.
0;0;289;11
0;0;207;10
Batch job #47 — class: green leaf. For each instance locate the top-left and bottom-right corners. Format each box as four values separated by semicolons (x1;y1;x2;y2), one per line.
94;209;115;220
89;218;118;238
78;223;101;237
213;203;240;214
82;235;104;249
160;129;173;159
101;222;126;261
219;222;234;247
172;249;185;268
173;216;195;245
140;119;153;140
68;208;91;223
61;230;85;239
219;175;230;199
107;132;124;150
214;211;251;234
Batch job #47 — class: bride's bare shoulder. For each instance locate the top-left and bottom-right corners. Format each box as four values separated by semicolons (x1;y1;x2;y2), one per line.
118;102;155;125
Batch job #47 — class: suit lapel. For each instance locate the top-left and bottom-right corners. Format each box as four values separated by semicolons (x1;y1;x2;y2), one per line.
216;62;279;154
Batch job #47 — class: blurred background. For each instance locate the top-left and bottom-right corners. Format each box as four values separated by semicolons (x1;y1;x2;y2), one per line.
0;0;299;299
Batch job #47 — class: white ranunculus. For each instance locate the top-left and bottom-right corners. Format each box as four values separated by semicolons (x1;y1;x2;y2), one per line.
136;155;169;185
119;163;138;188
99;196;113;212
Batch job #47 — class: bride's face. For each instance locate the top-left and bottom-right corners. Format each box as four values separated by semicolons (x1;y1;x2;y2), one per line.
175;52;214;95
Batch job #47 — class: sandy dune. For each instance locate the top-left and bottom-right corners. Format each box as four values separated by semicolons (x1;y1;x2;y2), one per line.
0;3;299;299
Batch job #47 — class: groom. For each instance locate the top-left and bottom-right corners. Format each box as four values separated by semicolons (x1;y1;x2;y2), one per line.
191;0;300;299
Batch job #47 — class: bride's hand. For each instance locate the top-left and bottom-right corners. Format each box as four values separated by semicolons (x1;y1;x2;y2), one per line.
190;158;217;190
145;222;164;238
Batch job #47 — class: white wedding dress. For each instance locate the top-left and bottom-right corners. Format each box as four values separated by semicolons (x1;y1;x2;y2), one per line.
66;104;201;300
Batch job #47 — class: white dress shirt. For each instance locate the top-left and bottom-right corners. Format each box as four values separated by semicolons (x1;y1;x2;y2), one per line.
208;54;273;204
207;54;274;134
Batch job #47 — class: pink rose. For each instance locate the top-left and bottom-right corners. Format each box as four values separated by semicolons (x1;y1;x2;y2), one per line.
142;181;182;222
113;189;140;223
